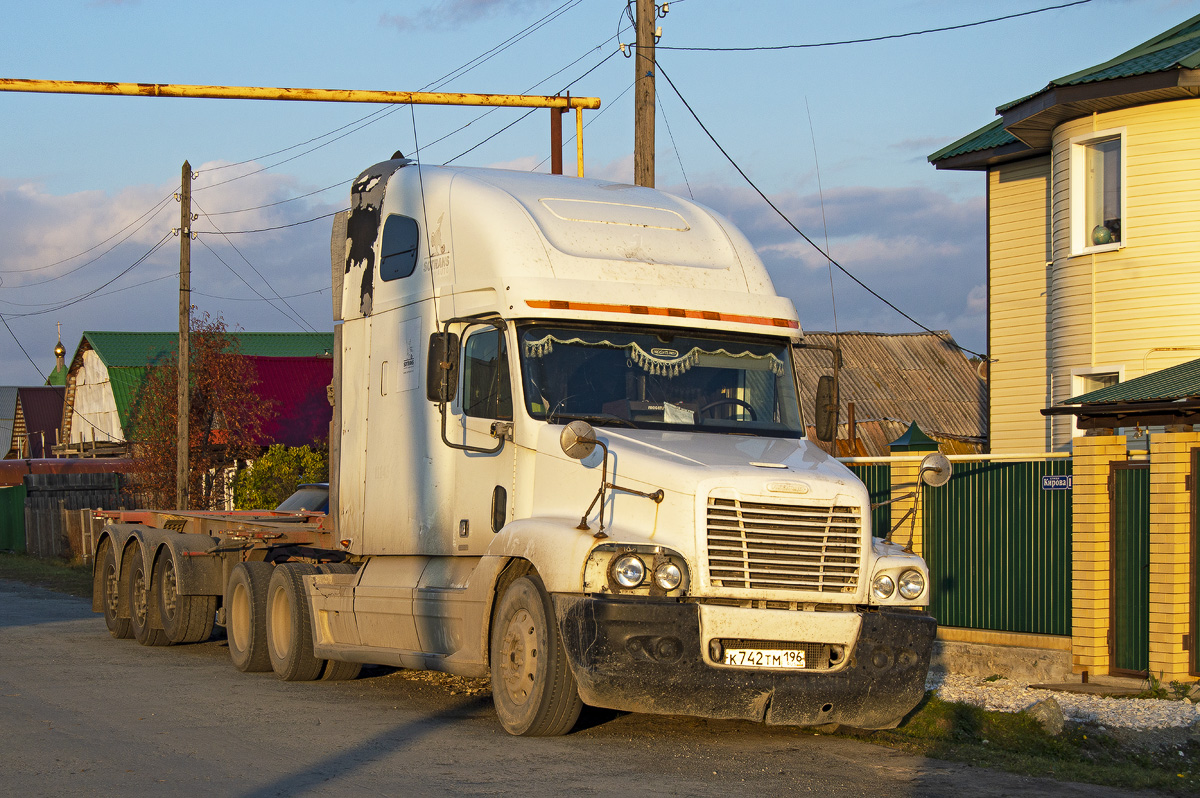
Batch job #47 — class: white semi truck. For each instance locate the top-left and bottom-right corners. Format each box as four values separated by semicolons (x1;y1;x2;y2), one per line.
94;156;937;736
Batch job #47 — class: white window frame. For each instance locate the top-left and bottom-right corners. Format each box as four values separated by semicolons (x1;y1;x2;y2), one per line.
1069;128;1126;256
1069;365;1124;438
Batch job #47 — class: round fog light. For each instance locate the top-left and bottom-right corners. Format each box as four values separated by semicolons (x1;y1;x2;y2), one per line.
898;569;925;600
654;561;683;591
612;554;646;588
871;573;895;600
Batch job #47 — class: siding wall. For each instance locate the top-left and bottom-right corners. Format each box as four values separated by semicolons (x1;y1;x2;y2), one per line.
989;156;1052;453
1047;98;1200;450
71;349;124;444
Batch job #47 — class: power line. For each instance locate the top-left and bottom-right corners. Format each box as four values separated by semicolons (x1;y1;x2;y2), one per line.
656;0;1094;52
204;209;346;235
654;60;986;360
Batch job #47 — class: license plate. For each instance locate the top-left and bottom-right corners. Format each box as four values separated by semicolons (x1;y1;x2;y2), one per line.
723;648;805;669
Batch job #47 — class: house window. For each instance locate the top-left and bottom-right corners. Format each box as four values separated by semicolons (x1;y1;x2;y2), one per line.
1070;130;1124;254
1070;368;1121;438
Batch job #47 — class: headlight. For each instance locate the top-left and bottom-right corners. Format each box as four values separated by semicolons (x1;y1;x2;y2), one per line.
871;573;895;600
654;561;683;591
898;570;925;600
612;554;646;588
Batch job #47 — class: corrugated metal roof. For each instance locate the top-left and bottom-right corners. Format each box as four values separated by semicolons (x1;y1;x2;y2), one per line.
793;331;986;456
1065;356;1200;404
0;387;18;422
251;357;334;447
927;119;1019;164
9;387;65;458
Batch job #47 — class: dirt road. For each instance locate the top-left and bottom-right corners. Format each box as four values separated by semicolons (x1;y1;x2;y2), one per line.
0;579;1161;797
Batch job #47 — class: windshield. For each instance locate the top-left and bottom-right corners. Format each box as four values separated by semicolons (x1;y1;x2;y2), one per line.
518;325;804;436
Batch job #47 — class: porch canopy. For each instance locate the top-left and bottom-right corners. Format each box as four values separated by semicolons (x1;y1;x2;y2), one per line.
1042;357;1200;429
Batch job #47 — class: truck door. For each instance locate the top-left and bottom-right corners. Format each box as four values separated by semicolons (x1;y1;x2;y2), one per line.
450;324;516;555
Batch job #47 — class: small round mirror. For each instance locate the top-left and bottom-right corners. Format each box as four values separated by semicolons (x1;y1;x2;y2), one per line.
560;420;597;460
919;452;952;488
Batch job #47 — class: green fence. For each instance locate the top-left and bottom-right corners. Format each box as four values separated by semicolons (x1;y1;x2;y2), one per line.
1111;463;1149;674
0;484;27;553
922;459;1073;635
848;463;891;539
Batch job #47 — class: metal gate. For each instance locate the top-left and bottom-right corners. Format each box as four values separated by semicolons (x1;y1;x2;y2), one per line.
922;458;1073;635
0;485;27;553
1110;461;1150;676
1191;449;1200;676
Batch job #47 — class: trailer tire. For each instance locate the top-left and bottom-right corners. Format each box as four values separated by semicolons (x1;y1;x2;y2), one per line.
128;544;169;647
320;658;362;681
226;562;273;672
266;563;324;681
96;539;132;640
489;575;582;736
154;548;216;644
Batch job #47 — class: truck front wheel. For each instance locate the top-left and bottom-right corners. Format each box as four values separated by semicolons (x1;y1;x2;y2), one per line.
489;575;582;736
226;562;273;672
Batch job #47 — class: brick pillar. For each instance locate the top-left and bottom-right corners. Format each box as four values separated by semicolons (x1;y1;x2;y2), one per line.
1148;431;1200;681
888;458;923;556
1071;434;1127;676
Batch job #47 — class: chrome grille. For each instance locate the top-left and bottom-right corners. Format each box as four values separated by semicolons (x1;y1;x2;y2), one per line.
706;497;862;593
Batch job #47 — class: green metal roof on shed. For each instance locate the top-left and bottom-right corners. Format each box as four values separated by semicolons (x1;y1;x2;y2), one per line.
1064;357;1200;405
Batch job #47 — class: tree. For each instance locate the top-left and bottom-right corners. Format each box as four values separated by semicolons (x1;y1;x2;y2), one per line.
127;312;275;510
231;443;328;510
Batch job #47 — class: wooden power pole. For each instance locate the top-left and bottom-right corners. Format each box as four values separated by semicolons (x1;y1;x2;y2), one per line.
634;0;656;187
177;161;191;511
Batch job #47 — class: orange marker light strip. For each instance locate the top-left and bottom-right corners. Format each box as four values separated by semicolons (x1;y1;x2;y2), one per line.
526;300;799;329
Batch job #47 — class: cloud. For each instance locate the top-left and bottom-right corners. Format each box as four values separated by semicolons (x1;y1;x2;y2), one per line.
0;165;340;384
382;0;553;31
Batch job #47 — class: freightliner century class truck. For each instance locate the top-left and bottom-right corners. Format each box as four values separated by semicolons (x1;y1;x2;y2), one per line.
94;155;939;736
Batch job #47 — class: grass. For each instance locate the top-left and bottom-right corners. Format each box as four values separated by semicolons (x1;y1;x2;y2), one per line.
841;692;1200;794
0;551;93;598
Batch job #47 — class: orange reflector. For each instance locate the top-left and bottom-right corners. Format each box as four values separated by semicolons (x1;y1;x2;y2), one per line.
526;300;799;329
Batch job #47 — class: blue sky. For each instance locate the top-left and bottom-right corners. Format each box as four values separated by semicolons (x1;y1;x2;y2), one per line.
2;0;1196;384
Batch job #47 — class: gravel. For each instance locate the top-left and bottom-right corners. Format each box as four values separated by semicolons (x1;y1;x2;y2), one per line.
927;671;1200;731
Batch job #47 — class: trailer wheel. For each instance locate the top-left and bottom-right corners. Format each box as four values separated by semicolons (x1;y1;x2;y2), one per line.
320;658;362;681
266;563;324;681
128;544;169;647
489;575;582;736
226;562;273;672
96;539;131;640
154;548;216;645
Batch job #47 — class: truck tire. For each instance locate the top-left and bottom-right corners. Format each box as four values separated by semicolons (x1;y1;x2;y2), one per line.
128;543;169;647
320;658;362;681
266;563;324;681
226;561;273;672
96;539;132;640
489;575;582;736
154;548;216;644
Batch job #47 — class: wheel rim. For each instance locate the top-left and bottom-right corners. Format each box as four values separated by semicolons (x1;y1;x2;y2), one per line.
269;585;292;658
161;558;178;621
498;608;538;706
229;582;249;651
104;561;120;616
133;567;149;626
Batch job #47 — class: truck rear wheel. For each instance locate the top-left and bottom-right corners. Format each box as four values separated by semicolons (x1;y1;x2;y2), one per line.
489;575;582;736
128;544;169;647
320;658;362;681
154;548;216;644
96;539;131;640
266;563;324;681
226;562;273;672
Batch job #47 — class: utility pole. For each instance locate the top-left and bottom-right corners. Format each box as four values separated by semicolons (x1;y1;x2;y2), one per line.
177;161;191;511
634;0;656;187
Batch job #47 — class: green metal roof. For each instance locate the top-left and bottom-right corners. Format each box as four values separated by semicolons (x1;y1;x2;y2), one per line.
1065;357;1200;405
927;119;1019;164
934;13;1200;164
76;331;334;436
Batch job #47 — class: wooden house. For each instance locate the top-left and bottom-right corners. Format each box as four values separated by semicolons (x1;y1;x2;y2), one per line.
930;14;1200;452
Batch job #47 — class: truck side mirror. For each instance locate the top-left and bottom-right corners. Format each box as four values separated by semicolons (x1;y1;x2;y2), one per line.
560;420;598;460
815;375;838;443
426;332;460;403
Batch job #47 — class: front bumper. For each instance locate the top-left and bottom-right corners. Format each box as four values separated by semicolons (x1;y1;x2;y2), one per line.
553;596;936;730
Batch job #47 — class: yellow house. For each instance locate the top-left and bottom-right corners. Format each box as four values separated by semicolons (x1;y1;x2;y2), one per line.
930;15;1200;454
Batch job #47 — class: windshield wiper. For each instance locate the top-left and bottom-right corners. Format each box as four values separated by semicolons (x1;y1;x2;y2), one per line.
551;411;639;429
